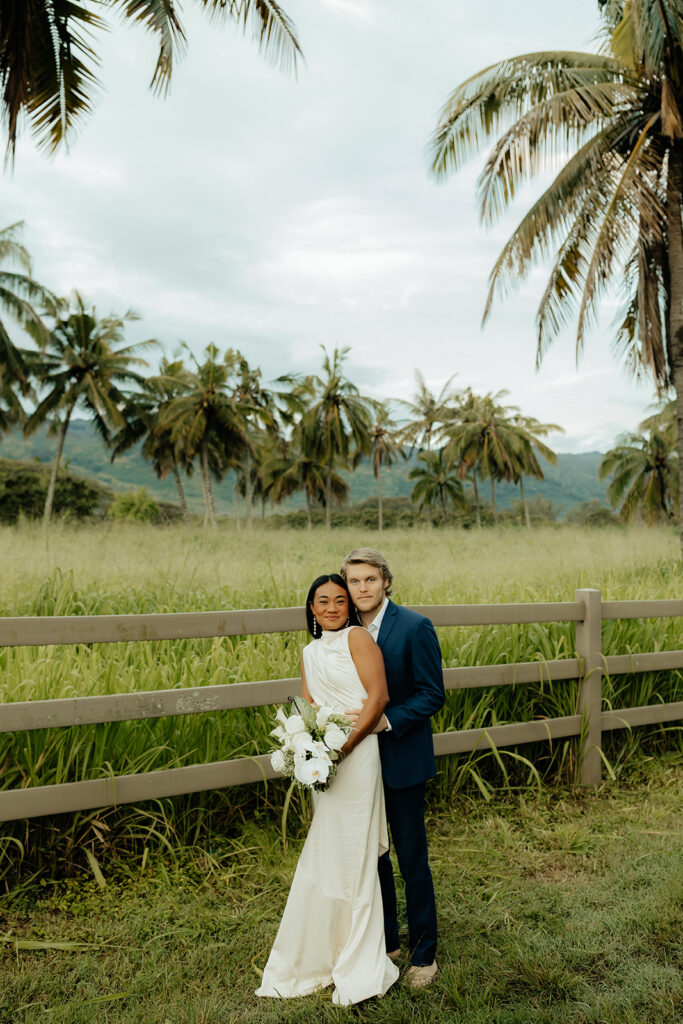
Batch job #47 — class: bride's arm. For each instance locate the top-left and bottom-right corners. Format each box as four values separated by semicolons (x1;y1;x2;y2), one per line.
301;655;313;703
341;628;389;756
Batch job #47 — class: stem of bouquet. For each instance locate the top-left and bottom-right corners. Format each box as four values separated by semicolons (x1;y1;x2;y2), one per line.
280;778;297;852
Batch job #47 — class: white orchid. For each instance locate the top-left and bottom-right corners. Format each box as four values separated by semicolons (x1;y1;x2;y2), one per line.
292;732;317;757
270;724;286;742
275;707;288;727
315;706;330;729
294;756;330;786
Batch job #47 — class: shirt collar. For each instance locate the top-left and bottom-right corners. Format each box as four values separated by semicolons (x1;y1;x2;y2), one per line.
367;597;389;636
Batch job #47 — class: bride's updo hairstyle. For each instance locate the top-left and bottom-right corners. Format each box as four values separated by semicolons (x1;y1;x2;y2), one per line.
305;573;361;638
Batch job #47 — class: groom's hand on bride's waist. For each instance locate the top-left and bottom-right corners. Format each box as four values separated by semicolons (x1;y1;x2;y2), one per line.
345;706;390;734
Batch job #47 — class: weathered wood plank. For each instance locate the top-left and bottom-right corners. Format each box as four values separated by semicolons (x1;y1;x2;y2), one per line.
0;608;307;647
0;754;276;821
602;599;683;621
0;659;584;733
601;700;683;730
604;651;683;675
0;678;301;733
432;715;582;756
443;658;581;690
410;602;584;625
0;601;587;648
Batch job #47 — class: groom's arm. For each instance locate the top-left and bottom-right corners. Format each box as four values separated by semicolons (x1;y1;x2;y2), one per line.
383;617;445;738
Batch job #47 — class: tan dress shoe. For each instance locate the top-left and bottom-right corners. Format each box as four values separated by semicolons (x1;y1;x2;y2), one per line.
406;961;438;988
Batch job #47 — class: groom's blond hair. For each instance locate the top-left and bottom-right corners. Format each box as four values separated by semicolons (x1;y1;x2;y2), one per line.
339;548;394;596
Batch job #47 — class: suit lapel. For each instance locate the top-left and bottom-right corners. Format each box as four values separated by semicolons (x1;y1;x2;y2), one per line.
377;599;399;651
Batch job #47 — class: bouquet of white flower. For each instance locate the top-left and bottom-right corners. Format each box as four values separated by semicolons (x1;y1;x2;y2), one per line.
269;696;352;792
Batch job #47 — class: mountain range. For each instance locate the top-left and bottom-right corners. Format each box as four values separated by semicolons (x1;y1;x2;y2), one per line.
0;421;609;516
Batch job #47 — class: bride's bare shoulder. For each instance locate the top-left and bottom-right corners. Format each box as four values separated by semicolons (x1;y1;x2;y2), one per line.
347;625;373;651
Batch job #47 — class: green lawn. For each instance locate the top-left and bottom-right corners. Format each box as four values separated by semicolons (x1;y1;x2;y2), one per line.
2;761;681;1024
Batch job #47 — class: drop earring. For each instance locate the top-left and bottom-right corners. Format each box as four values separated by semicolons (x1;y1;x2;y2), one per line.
313;618;321;638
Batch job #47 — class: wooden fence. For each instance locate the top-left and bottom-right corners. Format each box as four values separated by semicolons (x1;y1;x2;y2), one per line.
0;588;681;823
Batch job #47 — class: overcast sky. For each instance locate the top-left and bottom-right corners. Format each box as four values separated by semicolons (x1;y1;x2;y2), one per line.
2;0;661;452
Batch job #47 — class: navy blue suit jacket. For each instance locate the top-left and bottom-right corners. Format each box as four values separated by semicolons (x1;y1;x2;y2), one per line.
377;600;445;789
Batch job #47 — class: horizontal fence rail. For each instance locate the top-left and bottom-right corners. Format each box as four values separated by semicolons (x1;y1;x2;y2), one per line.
0;591;682;822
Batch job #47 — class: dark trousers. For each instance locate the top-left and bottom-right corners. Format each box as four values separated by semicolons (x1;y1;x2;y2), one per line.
378;781;437;966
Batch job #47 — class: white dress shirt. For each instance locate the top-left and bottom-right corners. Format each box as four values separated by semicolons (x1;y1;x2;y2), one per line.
366;597;389;643
365;597;391;730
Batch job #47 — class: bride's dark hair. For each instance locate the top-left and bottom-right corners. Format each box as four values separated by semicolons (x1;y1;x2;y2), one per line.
305;573;361;637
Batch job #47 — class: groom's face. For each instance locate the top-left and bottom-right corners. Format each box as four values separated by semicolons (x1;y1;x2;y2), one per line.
345;563;388;617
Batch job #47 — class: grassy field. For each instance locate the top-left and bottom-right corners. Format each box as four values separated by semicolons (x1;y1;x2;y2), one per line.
1;761;681;1024
0;522;681;886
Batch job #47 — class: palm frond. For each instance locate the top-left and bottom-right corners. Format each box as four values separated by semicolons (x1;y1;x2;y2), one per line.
430;50;628;178
198;0;302;75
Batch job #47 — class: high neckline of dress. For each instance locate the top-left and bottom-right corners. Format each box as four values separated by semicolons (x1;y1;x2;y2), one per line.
321;626;350;638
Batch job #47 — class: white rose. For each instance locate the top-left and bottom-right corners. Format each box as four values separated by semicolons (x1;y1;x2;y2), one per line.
294;756;330;787
315;706;330;730
270;749;286;773
324;724;347;750
285;715;306;735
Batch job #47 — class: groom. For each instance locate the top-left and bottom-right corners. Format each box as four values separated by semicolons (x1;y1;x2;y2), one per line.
340;548;445;988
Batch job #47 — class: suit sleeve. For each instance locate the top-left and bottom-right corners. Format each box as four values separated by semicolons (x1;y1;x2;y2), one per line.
383;617;445;738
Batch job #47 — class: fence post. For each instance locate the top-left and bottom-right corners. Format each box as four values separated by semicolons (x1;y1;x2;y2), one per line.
575;588;603;786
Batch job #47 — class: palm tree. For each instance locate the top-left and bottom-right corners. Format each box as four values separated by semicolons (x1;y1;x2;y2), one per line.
0;2;301;160
110;359;194;524
600;430;678;522
430;1;683;554
511;415;564;528
640;396;676;447
24;293;154;524
400;370;459;451
0;222;55;396
232;355;277;528
370;404;406;531
443;389;521;526
303;346;376;530
260;431;349;527
409;448;466;524
161;344;250;527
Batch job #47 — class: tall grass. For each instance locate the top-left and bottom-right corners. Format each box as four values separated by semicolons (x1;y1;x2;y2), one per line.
0;521;680;886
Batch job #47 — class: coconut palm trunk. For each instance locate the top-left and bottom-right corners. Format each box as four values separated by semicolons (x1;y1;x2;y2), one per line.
200;444;216;527
519;475;531;528
244;450;253;527
171;458;190;525
325;462;332;531
305;492;313;529
669;146;683;556
377;463;383;532
472;465;481;528
43;404;74;525
490;476;497;524
234;485;242;531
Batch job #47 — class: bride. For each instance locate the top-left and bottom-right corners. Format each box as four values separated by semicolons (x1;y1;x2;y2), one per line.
255;573;400;1006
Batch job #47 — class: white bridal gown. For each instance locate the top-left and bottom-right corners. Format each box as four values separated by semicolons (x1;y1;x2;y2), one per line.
255;626;399;1006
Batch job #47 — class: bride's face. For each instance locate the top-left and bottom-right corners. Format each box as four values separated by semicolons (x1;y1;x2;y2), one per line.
310;582;349;632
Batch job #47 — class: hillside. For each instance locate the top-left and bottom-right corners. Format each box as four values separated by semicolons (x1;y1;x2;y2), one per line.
0;421;608;516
